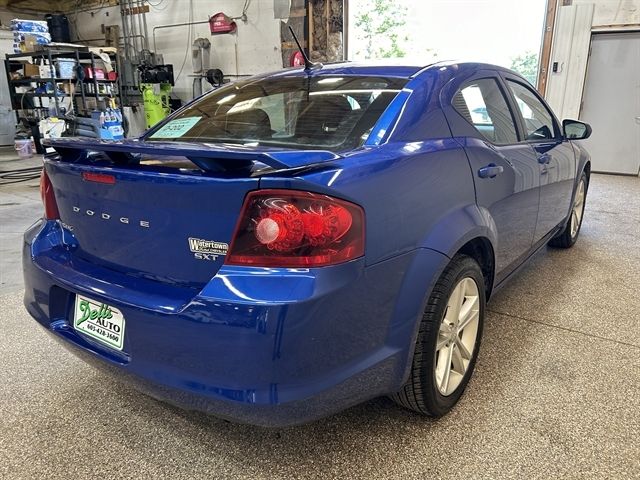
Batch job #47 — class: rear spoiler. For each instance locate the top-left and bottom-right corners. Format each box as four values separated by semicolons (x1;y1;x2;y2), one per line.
42;137;341;171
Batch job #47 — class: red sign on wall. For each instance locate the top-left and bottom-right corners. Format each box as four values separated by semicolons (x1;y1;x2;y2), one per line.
209;12;237;35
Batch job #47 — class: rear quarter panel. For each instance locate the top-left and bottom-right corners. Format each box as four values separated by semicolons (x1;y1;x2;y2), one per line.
259;140;480;391
260;140;478;265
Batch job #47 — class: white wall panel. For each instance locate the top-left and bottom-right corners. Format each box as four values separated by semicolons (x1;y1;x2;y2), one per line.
561;4;594;119
545;3;594;120
573;0;640;26
69;0;283;102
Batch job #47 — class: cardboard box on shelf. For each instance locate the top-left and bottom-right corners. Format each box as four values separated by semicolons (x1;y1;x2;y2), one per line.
61;82;75;95
77;97;103;112
23;34;46;52
23;63;40;77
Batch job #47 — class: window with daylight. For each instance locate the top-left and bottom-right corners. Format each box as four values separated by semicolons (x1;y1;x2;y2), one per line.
453;78;518;144
507;80;558;141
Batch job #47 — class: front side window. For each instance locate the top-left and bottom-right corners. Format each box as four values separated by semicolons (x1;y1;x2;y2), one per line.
453;78;518;144
507;80;557;141
147;75;407;152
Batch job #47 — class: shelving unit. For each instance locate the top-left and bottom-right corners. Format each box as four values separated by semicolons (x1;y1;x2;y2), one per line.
4;45;123;152
5;46;122;122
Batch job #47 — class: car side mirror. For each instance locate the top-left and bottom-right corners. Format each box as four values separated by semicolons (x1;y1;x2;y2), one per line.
563;119;592;140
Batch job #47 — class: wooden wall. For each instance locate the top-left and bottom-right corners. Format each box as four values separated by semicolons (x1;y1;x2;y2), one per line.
280;0;344;67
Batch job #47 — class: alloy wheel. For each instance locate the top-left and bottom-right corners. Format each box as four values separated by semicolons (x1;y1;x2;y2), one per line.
434;277;480;396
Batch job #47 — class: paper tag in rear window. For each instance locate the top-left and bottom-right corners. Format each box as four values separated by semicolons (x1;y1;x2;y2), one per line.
150;116;201;138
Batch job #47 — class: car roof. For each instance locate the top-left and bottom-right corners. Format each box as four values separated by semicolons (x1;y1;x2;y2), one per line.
264;60;516;80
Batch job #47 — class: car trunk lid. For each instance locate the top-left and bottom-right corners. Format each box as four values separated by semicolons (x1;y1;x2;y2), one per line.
43;138;340;288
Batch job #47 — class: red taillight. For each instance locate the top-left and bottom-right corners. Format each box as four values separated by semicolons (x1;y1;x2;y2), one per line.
82;172;116;184
39;170;60;220
226;190;365;267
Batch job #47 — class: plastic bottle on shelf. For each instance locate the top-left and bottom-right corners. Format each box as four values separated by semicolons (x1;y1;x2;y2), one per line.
38;58;50;78
104;107;124;140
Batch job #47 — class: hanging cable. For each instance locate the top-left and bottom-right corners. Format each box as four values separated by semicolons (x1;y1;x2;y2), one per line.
147;0;167;9
242;0;252;17
174;0;195;85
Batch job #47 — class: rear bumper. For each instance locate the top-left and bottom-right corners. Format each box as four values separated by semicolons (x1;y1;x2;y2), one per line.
23;220;448;426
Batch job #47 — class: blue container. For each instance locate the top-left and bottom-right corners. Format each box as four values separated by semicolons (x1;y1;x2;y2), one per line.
56;58;76;79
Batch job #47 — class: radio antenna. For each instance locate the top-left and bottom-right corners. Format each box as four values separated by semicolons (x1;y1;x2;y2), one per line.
288;25;322;72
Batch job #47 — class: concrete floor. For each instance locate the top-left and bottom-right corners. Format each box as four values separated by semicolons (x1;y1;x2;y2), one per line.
0;150;42;295
1;147;639;479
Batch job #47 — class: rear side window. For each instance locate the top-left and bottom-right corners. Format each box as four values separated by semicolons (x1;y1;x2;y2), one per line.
147;75;407;152
453;78;518;144
507;80;557;141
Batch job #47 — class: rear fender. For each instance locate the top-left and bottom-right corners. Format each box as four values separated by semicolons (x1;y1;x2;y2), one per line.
388;206;498;385
420;203;498;260
384;247;450;387
420;204;498;302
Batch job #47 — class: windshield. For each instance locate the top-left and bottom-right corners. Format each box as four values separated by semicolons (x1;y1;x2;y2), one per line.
146;75;407;152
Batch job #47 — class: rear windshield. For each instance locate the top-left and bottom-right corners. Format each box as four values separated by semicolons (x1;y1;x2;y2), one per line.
146;75;407;152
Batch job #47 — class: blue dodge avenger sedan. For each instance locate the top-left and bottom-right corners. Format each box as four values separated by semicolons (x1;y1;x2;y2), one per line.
24;61;591;426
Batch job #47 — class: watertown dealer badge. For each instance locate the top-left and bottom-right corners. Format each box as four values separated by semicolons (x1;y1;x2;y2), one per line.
188;237;229;261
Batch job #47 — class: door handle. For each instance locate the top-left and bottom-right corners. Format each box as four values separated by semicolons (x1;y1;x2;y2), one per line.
478;164;504;179
635;116;640;125
538;153;551;164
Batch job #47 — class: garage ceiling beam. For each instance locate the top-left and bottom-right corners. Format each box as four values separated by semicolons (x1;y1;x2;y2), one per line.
0;0;61;10
0;0;116;13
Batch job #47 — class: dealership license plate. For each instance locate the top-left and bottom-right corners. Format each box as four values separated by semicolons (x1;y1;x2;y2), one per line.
73;295;125;351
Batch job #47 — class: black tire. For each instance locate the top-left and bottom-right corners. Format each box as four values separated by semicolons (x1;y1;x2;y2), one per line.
391;254;485;417
549;172;588;249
